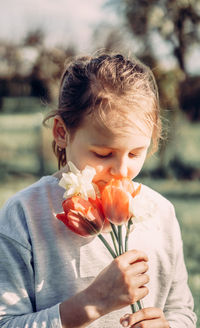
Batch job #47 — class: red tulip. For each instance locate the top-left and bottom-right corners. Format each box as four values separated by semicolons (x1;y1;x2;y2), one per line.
101;217;112;233
56;196;105;237
101;178;141;225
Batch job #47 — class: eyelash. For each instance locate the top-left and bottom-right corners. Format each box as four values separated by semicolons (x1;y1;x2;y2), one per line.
94;152;140;159
129;153;139;158
94;152;112;158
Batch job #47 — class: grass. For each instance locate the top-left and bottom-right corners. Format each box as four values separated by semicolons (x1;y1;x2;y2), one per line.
0;111;57;177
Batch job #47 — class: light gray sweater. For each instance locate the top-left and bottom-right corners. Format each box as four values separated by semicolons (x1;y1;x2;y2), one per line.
0;176;197;327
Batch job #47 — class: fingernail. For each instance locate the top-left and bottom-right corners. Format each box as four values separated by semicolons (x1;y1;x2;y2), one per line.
121;319;129;327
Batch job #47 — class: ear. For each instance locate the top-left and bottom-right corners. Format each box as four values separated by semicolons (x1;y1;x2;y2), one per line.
52;115;68;149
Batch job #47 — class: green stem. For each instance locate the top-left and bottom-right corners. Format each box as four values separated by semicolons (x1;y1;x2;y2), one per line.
110;231;119;257
137;300;143;310
110;222;118;242
118;225;123;255
121;230;124;254
130;300;143;313
125;219;133;252
98;234;117;259
130;303;138;313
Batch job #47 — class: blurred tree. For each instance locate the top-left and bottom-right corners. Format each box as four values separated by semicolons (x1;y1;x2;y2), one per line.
99;0;200;178
30;45;76;102
106;0;200;121
23;28;45;47
107;0;200;72
93;24;127;52
0;27;76;107
179;75;200;121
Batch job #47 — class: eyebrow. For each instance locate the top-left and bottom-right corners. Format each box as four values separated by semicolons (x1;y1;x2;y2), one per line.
91;145;147;151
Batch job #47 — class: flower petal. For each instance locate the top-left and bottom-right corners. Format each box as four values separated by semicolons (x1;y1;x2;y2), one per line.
102;184;130;225
58;196;105;237
82;165;96;180
59;162;97;200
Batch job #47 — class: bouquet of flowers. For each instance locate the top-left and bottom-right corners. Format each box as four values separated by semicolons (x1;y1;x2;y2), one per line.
56;161;145;313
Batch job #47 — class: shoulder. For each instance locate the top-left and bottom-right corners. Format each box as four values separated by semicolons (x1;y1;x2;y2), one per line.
0;176;61;247
0;176;59;211
134;182;181;237
135;181;174;214
134;182;183;252
2;175;60;206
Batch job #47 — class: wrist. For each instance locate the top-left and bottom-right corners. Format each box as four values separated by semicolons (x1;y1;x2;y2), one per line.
60;288;102;328
80;287;101;322
84;282;112;318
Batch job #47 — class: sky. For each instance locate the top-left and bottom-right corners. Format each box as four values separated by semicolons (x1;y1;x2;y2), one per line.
0;0;117;51
0;0;200;74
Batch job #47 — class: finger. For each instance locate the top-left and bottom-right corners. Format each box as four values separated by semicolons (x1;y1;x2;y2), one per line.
120;307;164;327
134;286;149;302
131;273;150;289
116;250;148;268
127;261;149;276
133;318;169;328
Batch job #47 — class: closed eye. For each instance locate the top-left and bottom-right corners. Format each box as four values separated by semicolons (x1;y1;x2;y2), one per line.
94;152;141;159
129;152;140;158
93;152;112;158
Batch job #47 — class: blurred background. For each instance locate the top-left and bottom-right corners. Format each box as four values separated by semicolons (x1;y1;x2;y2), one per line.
0;0;200;324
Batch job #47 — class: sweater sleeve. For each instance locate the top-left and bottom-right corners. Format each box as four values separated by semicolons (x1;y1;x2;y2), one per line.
0;234;62;328
163;206;197;328
0;196;64;328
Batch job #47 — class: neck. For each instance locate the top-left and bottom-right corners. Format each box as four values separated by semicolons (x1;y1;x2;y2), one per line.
52;164;69;180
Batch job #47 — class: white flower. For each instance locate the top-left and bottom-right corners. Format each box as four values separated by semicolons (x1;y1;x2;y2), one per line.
131;189;158;223
59;161;98;200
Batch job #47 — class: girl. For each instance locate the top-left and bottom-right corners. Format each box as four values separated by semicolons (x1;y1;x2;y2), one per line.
0;53;196;328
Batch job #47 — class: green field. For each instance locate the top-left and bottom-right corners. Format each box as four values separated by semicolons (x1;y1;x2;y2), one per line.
0;107;200;326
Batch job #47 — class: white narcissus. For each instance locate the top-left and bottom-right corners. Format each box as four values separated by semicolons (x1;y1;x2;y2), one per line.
59;161;97;200
132;188;157;223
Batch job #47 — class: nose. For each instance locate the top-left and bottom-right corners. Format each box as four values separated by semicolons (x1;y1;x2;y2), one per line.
110;159;128;178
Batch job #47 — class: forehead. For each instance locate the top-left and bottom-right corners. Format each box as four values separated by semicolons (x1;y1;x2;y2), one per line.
89;105;153;137
75;109;152;149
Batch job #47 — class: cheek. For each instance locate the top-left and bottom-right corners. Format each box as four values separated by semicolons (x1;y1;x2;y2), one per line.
66;149;87;171
129;156;146;178
69;152;107;174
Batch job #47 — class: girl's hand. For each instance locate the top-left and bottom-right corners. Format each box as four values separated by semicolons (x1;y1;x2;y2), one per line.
86;249;149;316
120;307;170;328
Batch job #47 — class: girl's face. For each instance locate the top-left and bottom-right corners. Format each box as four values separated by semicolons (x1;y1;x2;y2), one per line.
64;113;152;188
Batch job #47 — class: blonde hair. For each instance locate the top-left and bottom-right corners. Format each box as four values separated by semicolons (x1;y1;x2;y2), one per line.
44;53;161;169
